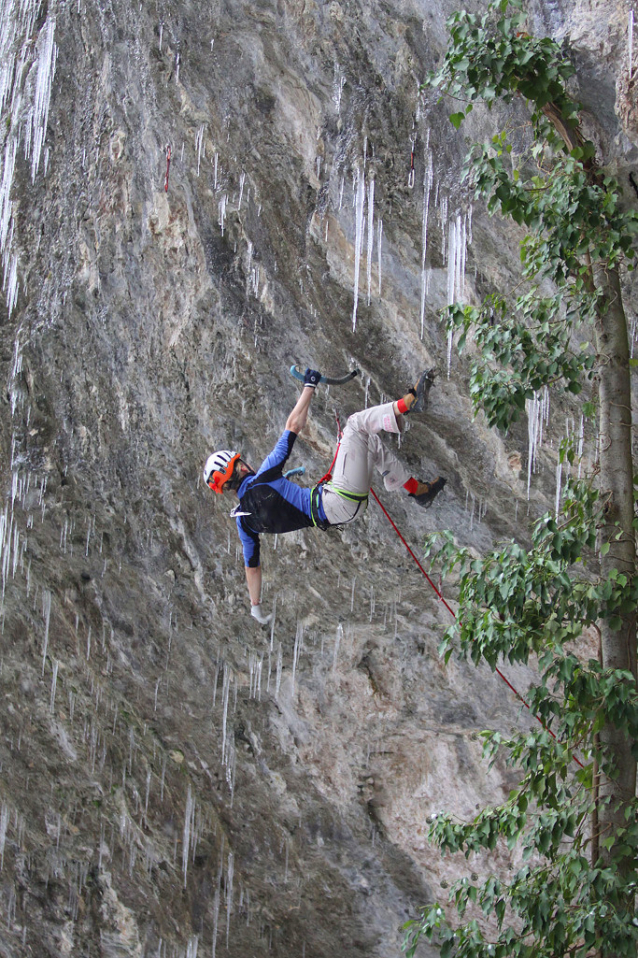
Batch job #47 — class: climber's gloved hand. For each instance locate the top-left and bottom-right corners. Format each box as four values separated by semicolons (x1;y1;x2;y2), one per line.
303;368;322;389
251;603;272;626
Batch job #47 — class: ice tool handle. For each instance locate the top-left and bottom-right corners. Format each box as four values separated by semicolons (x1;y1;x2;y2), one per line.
290;365;360;386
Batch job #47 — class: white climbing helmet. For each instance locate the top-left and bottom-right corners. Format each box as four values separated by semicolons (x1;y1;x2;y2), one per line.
203;449;240;494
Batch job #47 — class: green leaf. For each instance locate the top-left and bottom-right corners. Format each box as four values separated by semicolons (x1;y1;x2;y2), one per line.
449;112;465;129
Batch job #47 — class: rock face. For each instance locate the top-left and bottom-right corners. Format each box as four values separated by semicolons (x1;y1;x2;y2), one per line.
0;1;635;956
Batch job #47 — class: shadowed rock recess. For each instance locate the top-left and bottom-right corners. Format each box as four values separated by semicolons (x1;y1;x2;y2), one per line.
0;0;635;955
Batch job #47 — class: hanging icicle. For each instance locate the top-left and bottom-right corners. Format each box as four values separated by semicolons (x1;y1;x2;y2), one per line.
351;166;366;332
419;143;433;340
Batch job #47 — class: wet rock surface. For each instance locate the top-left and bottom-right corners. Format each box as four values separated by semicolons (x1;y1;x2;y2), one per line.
0;1;636;955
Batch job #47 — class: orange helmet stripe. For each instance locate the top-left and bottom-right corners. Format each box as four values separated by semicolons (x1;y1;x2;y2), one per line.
208;453;241;493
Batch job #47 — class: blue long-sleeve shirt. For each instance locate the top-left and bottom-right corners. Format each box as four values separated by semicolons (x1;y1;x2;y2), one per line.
235;430;327;567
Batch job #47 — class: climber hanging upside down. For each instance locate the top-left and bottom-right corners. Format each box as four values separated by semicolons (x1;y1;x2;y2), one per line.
203;369;446;624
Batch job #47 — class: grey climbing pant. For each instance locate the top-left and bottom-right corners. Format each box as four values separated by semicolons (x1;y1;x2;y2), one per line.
322;401;411;526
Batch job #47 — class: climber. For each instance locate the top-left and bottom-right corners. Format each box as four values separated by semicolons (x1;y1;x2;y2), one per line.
203;368;446;624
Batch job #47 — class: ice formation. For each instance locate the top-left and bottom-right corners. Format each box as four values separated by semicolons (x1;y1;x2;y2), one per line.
0;2;57;316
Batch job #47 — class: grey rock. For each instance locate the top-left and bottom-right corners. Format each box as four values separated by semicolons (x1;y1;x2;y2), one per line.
0;1;635;956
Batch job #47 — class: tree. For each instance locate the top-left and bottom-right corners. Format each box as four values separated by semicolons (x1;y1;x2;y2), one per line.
404;3;638;956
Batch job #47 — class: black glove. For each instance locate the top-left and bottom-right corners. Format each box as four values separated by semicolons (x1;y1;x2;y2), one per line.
303;368;322;388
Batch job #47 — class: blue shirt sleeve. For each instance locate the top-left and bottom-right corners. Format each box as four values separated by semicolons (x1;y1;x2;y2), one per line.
254;430;297;480
237;515;260;568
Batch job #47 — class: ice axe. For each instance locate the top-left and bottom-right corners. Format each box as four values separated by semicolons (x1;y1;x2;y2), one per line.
289;365;360;386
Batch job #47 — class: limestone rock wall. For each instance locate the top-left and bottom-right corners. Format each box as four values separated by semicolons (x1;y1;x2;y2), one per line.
0;1;635;956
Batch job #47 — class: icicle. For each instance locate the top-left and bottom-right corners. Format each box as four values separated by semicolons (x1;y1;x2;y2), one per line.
457;212;466;301
439;195;448;260
446;218;457;377
3;244;18;318
419;147;433;340
526;387;549;497
226;852;234;947
333;65;346;114
183;786;194;886
0;7;57;315
333;623;343;671
212;872;221;958
377;218;383;296
255;656;262;701
291;621;302;696
351;167;365;332
41;588;51;674
630;10;635;80
1;803;9;870
0;140;18;254
275;644;283;698
49;660;58;712
366;176;375;306
269;596;277;651
219;194;227;235
195;125;205;175
29;17;58;183
526;393;540;498
408;132;416;189
249;654;256;699
221;665;231;766
555;461;562;519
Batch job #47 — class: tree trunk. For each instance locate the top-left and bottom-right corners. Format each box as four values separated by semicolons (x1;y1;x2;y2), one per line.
543;100;637;877
593;263;637;874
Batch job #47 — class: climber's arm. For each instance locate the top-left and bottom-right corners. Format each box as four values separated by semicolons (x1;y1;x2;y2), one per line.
285;385;315;435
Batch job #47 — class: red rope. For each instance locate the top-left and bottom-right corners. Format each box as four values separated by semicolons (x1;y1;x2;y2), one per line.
368;485;585;770
317;440;340;486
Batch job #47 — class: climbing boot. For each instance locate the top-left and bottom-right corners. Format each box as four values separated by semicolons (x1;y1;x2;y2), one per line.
409;476;447;508
400;368;436;414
